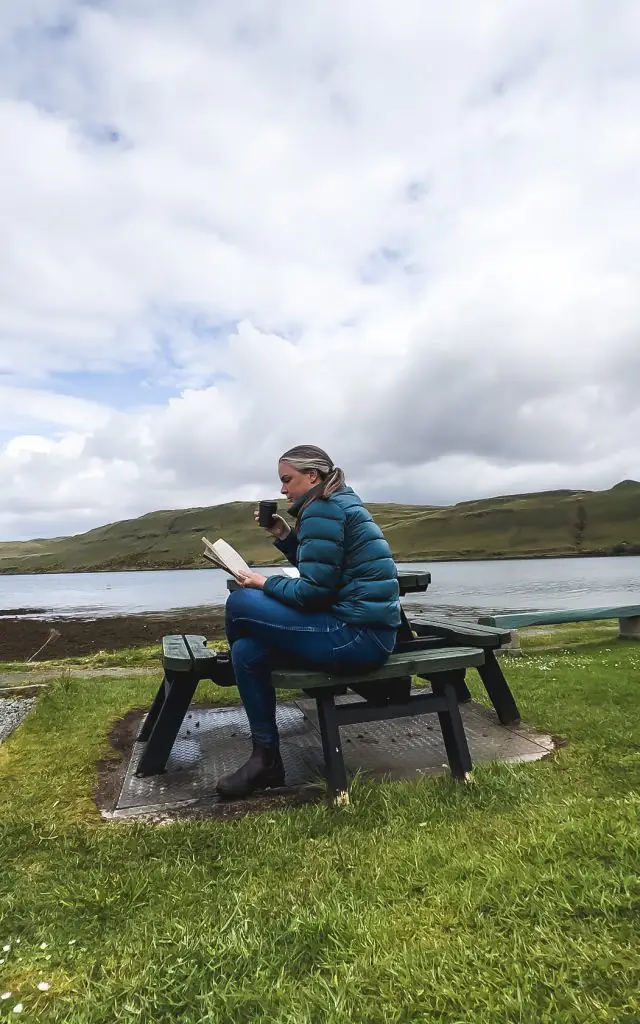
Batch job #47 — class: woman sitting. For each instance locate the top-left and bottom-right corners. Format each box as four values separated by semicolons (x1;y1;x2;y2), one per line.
217;444;401;799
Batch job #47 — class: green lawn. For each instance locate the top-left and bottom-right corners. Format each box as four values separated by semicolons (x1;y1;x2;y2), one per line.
0;636;639;1023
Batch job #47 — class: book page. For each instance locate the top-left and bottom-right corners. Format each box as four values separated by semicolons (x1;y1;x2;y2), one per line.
201;537;225;568
202;549;224;567
202;536;250;578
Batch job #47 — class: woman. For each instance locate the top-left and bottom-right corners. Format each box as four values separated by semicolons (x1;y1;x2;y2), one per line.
217;444;401;799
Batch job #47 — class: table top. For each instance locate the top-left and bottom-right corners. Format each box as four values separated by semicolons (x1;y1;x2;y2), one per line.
226;568;430;596
396;571;431;596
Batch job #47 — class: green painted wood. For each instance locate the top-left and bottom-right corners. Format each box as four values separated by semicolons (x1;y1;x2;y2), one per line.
479;605;640;629
397;571;431;595
162;634;192;671
162;634;217;671
228;569;431;596
410;615;511;647
184;634;217;665
271;646;484;690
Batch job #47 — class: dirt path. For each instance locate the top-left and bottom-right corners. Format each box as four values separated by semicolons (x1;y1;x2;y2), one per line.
0;667;159;687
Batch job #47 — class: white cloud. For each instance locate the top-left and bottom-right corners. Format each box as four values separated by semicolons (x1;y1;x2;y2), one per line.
0;0;639;539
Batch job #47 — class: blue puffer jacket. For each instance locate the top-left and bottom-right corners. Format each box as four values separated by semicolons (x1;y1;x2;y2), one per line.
262;485;401;629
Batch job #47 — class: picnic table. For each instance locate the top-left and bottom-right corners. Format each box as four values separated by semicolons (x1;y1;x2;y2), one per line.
136;570;483;799
133;570;520;802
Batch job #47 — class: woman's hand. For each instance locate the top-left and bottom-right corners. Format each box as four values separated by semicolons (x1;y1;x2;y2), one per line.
235;570;267;590
253;509;291;541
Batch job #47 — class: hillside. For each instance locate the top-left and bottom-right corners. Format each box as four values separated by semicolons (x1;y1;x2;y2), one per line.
1;481;639;574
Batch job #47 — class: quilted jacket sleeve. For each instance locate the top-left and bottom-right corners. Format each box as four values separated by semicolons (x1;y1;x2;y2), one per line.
262;500;346;610
273;530;299;566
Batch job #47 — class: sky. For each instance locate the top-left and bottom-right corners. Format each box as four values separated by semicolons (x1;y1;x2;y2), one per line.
1;0;639;541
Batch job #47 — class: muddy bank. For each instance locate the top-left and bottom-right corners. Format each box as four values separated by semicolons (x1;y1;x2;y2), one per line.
0;608;227;662
0;598;483;663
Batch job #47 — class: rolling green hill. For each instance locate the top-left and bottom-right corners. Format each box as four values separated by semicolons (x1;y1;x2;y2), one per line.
1;481;639;574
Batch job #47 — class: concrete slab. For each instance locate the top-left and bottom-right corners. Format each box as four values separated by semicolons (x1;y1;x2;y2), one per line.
115;693;555;818
119;703;325;811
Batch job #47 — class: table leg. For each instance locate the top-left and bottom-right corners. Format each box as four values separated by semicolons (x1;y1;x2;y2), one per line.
450;668;472;704
431;674;473;779
315;694;349;806
137;676;168;742
478;650;521;725
397;606;415;642
136;671;200;776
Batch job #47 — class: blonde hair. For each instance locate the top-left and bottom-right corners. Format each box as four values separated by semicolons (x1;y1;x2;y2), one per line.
279;444;346;499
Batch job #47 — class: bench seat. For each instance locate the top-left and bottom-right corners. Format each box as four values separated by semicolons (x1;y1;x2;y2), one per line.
271;646;484;689
410;615;511;648
479;605;640;637
408;614;521;726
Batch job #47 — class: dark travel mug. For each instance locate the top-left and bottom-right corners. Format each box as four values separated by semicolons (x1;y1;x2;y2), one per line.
258;500;278;528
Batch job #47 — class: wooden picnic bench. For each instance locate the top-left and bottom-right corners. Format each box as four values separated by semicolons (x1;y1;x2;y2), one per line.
407;615;521;726
479;604;640;640
135;634;484;803
135;569;489;802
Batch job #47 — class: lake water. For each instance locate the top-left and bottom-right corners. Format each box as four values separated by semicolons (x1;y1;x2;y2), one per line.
0;556;638;619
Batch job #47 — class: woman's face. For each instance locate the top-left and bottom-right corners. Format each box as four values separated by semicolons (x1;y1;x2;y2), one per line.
278;460;320;503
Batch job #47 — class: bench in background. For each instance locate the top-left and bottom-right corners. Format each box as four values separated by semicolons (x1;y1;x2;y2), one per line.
136;634;484;804
479;605;640;642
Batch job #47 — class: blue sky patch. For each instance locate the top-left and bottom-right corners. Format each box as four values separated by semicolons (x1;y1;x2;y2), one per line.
47;369;179;410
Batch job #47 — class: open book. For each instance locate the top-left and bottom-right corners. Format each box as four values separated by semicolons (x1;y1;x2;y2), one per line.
201;536;299;581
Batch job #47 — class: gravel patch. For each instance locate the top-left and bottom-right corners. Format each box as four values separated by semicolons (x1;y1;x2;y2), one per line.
0;695;37;744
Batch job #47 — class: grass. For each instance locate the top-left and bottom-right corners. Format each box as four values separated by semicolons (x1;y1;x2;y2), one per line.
0;634;639;1022
1;481;639;572
514;619;621;650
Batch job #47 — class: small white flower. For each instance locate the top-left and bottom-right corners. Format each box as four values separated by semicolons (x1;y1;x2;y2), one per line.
2;945;10;952
12;1004;24;1014
0;959;4;965
1;992;12;1000
37;982;50;992
68;939;76;945
39;942;48;950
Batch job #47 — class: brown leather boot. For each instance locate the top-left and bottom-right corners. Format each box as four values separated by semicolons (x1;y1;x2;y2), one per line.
216;741;285;799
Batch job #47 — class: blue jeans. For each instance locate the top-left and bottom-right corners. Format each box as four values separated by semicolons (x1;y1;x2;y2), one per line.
225;589;397;746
